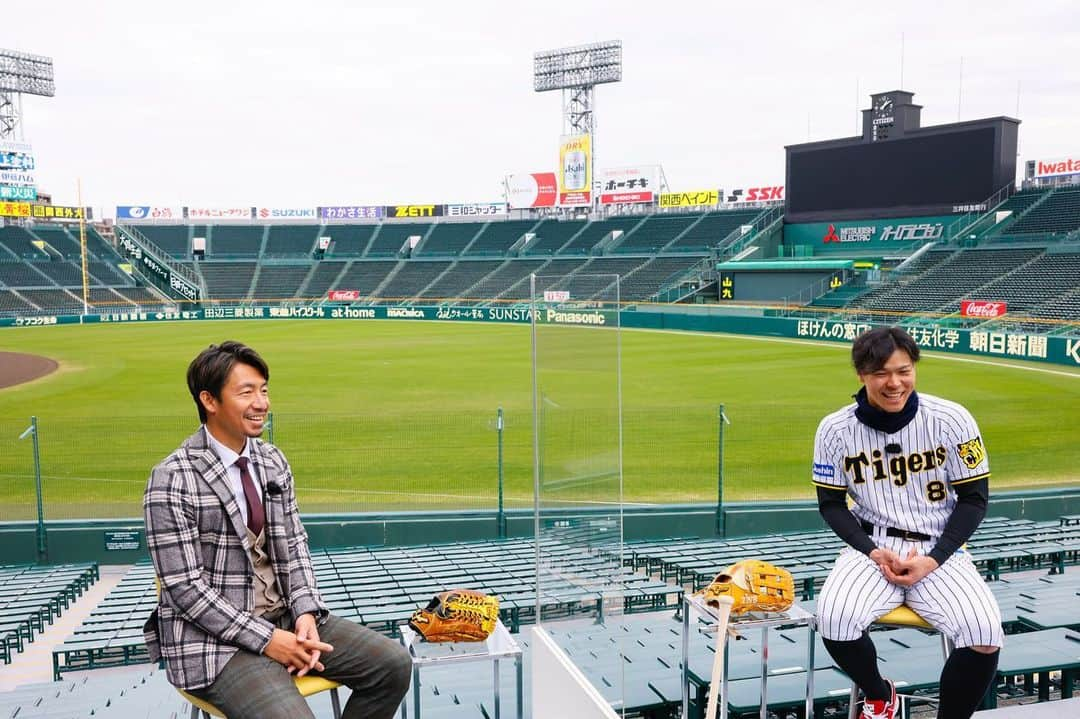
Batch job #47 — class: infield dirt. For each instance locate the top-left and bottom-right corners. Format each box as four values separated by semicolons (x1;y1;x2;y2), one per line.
0;352;59;389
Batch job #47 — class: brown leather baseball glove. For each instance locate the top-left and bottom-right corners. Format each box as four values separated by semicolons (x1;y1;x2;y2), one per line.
697;559;795;615
408;589;500;642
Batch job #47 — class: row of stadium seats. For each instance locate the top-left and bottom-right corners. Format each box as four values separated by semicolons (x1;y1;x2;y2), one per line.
162;254;702;306
1025;290;1080;324
11;606;1080;718
0;667;195;719
624;516;1080;591
994;186;1052;217
966;251;1080;312
0;259;127;287
129;209;762;260
115;185;1080;265
22;518;1079;718
0;209;757;315
0;563;99;665
52;539;679;678
844;247;1080;316
0;282;162;315
0;221;175;316
999;186;1080;237
52;514;1079;682
1;196;1076;325
0;226;116;261
4;241;1075;321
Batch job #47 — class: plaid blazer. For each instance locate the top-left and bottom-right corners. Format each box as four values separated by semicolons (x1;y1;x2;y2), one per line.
143;427;328;690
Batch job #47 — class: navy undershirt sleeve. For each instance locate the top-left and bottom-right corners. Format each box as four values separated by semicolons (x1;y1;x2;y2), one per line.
928;478;988;565
816;485;877;556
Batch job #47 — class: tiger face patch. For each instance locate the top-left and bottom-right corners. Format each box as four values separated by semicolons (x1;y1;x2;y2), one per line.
957;436;986;470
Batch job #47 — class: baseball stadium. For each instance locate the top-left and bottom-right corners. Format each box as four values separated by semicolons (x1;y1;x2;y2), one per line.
1;19;1079;719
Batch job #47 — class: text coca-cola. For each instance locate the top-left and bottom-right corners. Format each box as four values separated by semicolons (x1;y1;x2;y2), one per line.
960;300;1007;318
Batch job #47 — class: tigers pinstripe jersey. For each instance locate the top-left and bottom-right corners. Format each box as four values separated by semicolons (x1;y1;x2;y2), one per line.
812;392;990;539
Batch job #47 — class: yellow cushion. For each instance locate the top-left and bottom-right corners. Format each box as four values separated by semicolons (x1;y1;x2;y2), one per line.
875;604;933;629
294;675;342;697
178;677;341;718
177;689;226;718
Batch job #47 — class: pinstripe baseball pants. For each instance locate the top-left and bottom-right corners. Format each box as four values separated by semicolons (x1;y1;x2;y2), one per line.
817;533;1004;649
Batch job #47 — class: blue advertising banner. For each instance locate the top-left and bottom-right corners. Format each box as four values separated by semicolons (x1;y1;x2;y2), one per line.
115;206;184;221
0;152;34;170
0;185;36;201
319;206;384;220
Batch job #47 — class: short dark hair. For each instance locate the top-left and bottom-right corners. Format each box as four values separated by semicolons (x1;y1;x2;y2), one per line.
187;341;270;423
851;326;920;374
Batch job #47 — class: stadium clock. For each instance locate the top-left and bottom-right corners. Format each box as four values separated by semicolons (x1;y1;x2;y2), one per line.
873;94;895;122
870;93;896;141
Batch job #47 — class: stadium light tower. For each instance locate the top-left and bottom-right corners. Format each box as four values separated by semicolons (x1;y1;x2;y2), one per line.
0;48;55;140
534;41;622;207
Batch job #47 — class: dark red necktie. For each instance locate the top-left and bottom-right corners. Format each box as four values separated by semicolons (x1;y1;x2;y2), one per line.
234;457;264;535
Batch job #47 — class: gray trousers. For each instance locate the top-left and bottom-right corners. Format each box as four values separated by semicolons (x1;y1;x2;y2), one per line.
187;614;411;719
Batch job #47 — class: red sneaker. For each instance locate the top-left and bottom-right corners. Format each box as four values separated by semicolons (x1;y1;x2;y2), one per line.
861;680;897;719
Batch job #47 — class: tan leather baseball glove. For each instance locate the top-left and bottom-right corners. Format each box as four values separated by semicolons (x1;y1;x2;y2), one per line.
408;589;500;642
698;559;795;615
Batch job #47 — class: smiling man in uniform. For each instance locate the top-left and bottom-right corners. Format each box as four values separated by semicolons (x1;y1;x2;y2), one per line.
812;326;1002;719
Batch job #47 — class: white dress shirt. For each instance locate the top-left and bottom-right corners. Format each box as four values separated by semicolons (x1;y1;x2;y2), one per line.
204;428;263;530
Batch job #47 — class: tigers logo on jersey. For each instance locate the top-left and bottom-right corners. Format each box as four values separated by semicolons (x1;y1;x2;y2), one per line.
957;436;986;470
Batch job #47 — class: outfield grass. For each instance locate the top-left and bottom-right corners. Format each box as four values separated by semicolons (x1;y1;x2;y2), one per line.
0;320;1077;519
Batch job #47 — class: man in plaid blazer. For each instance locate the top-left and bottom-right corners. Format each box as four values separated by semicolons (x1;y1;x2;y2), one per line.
144;341;411;718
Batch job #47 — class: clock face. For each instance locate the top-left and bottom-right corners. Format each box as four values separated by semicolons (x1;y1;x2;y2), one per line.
874;96;894;114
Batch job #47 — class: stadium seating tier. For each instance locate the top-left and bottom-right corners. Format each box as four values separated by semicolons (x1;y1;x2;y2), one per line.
265;225;320;256
303;261;351;297
208;225;264;257
0;204;1075;330
137;225;190;258
1002;187;1080;236
464;220;539;256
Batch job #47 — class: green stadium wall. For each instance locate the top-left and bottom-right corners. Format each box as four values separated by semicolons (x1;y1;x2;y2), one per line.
2;488;1078;565
782;214;958;255
2;303;1077;367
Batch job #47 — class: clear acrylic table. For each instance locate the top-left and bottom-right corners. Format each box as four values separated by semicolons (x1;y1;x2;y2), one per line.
398;618;523;719
681;593;818;719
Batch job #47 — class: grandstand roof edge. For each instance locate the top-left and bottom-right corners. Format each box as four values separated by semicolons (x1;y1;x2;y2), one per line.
717;259;854;270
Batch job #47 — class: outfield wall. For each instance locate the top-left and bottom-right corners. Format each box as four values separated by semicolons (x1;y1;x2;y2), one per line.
2;487;1078;565
2;303;1078;368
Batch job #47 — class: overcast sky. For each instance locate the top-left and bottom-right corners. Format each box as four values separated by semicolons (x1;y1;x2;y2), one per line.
6;0;1078;212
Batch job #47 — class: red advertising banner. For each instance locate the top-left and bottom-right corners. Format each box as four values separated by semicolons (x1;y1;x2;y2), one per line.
599;166;658;205
600;191;652;204
327;290;361;301
1032;156;1080;179
506;173;558;208
961;300;1007;318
